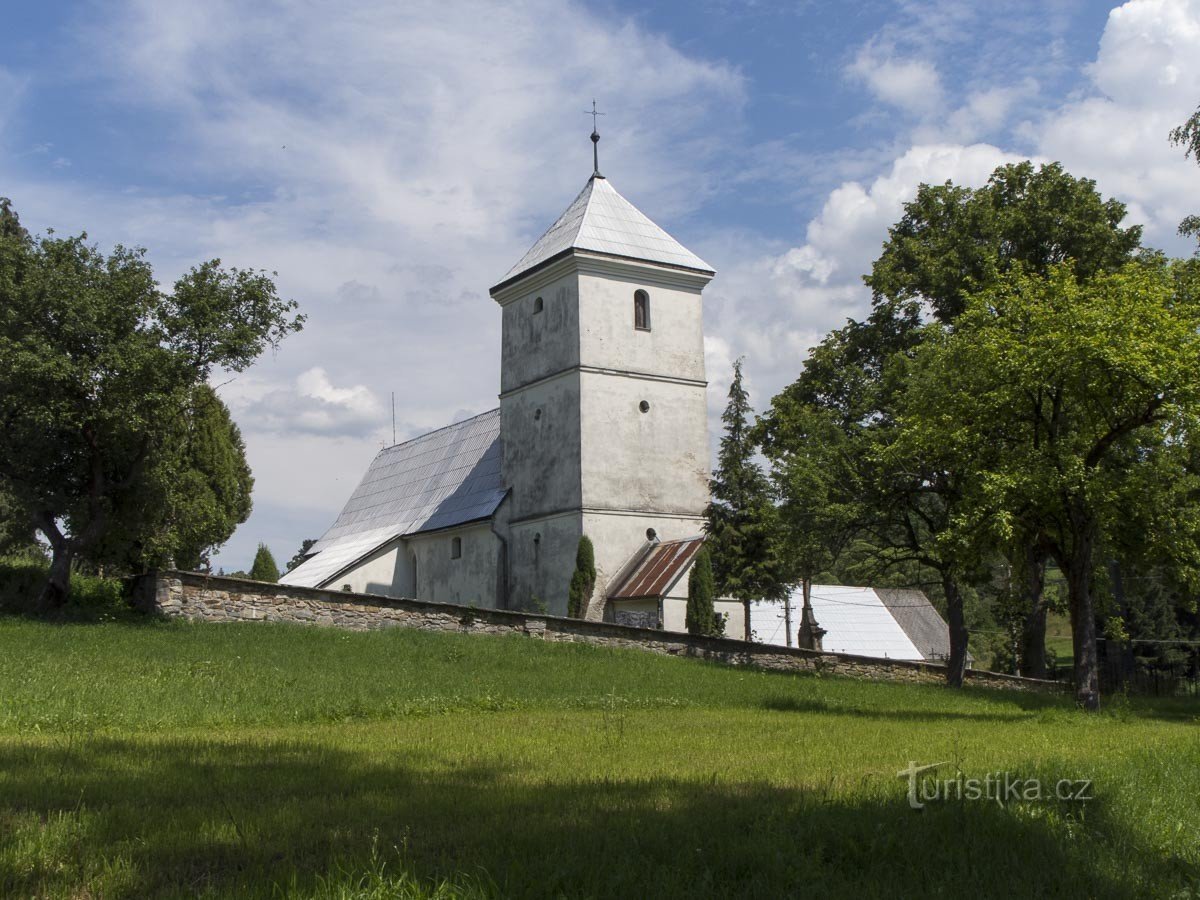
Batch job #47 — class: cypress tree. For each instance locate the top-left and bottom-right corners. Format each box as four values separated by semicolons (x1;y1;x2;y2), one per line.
567;535;596;618
686;547;718;636
249;543;280;583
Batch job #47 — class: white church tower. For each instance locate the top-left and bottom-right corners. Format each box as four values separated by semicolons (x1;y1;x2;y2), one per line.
490;126;715;616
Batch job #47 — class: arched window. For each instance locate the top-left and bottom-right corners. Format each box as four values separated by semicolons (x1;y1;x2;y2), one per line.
451;536;462;559
634;289;651;331
533;296;544;314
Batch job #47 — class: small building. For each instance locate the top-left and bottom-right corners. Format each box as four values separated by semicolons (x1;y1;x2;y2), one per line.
750;585;960;663
605;535;745;635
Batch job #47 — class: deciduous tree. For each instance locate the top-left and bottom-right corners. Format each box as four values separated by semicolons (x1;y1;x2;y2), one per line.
0;199;303;608
894;261;1200;710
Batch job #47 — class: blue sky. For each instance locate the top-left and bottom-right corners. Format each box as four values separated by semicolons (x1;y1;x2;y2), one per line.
2;0;1199;571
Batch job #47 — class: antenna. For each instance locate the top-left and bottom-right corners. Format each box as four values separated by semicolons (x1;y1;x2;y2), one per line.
391;391;396;446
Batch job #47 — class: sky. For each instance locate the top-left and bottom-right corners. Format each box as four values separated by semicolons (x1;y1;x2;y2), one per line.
3;0;1199;571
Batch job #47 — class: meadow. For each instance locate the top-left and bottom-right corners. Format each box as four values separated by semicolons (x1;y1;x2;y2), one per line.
0;605;1198;898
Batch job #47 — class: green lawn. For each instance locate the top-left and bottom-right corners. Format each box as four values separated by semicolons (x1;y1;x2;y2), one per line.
0;616;1197;898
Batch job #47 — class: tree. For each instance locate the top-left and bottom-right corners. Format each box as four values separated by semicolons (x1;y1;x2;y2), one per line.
89;384;254;572
0;199;303;608
249;544;281;583
894;261;1200;710
567;535;596;618
686;547;719;636
1170;104;1200;241
706;359;786;640
759;400;861;646
865;160;1144;677
286;538;318;573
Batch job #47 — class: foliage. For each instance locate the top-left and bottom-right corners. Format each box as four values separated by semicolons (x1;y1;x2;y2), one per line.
0;198;303;607
1170;104;1200;241
764;160;1147;689
685;547;719;636
287;538;319;573
250;544;281;583
0;484;40;558
566;535;596;618
866;160;1142;323
0;617;1197;897
0;554;127;619
893;260;1200;709
706;360;786;621
760;398;862;600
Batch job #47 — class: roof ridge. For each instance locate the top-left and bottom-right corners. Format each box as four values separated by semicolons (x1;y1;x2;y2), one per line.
382;407;500;452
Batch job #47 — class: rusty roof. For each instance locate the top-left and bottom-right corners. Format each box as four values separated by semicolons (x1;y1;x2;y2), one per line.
608;536;705;600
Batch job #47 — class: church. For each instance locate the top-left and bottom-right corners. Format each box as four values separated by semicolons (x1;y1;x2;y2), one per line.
281;132;745;637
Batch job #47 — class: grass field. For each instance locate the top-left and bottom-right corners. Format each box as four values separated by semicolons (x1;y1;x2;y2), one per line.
1;613;1198;899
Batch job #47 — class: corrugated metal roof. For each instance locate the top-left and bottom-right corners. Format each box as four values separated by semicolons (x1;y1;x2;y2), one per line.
280;409;505;589
750;586;924;661
495;176;714;289
608;537;704;599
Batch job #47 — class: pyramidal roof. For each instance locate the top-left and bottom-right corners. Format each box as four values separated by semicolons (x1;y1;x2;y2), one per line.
493;175;714;291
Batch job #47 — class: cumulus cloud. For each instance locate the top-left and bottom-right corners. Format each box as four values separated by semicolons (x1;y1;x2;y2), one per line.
846;42;945;116
1027;0;1200;246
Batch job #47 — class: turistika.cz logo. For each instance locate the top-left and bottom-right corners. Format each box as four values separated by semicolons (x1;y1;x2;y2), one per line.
897;761;1093;810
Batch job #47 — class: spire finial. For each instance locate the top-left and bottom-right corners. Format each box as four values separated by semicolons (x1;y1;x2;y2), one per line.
584;99;605;178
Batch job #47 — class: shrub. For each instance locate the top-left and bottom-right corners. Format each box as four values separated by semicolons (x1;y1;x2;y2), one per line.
567;536;596;618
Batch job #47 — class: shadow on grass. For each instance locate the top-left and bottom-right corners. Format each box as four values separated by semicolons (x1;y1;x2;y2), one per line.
0;735;1193;899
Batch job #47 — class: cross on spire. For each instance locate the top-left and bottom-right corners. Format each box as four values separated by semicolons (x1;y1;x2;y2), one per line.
584;99;605;178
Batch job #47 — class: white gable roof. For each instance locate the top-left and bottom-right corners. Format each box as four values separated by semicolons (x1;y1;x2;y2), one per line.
281;409;505;589
495;175;714;289
750;586;925;661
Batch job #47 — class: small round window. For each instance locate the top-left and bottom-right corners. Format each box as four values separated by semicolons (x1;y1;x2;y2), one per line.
639;400;650;413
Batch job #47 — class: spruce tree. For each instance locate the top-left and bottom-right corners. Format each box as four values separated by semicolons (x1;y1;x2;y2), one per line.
705;358;785;639
567;535;596;618
249;543;280;583
686;547;718;636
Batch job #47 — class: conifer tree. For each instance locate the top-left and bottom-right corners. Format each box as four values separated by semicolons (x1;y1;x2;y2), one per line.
705;358;786;639
686;547;719;636
567;535;595;618
249;543;280;583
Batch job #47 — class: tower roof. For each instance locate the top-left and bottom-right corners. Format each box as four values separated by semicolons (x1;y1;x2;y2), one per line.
492;175;714;293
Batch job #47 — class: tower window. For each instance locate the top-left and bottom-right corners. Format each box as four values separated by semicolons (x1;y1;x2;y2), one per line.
639;400;650;413
533;296;544;314
634;290;651;331
451;537;462;559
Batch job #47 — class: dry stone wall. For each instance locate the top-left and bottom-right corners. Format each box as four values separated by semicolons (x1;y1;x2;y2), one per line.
133;570;1062;693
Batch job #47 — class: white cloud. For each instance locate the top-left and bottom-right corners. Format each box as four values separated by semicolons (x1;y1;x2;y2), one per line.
4;0;743;566
846;42;945;116
1028;0;1200;247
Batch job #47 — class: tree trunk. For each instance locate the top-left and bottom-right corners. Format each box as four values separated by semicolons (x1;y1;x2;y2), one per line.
744;598;751;642
943;574;969;688
1067;557;1101;711
37;541;73;611
1018;544;1049;679
784;589;793;648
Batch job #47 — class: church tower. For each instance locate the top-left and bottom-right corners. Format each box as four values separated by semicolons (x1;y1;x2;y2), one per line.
490;130;714;616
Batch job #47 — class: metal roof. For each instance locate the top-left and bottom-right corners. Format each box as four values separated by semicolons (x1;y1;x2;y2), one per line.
608;537;705;599
750;586;926;661
280;409;505;589
494;175;714;290
876;588;958;662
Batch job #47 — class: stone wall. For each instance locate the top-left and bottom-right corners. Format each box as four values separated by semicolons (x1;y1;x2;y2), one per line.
133;570;1063;693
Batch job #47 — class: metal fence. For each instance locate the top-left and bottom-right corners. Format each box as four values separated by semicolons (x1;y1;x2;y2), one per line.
1049;640;1200;697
